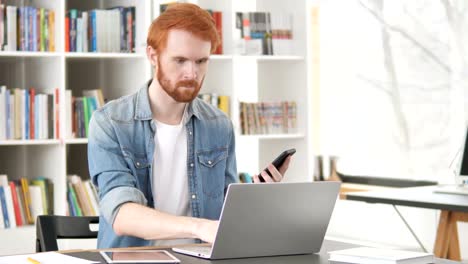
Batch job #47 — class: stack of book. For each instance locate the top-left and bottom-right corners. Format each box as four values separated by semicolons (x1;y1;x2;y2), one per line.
65;6;136;53
0;86;60;140
239;101;297;135
328;247;434;264
0;174;54;228
66;175;99;217
65;89;105;139
233;12;293;55
0;4;56;52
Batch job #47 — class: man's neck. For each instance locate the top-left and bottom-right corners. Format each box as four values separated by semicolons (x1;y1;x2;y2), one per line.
148;79;187;125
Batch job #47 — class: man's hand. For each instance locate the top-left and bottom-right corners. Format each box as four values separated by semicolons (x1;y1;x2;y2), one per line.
252;155;292;183
193;219;219;243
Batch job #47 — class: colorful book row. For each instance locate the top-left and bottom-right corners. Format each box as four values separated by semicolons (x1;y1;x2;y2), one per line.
67;175;99;217
65;89;105;139
234;12;293;55
239;101;297;135
0;174;53;229
65;7;136;53
0;5;56;52
0;86;59;140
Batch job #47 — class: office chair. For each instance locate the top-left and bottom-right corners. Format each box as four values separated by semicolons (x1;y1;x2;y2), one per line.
36;215;99;252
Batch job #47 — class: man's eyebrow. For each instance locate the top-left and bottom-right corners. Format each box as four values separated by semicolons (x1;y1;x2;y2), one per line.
171;56;210;61
172;56;188;60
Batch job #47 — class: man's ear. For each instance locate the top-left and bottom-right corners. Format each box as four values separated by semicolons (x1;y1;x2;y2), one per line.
146;46;158;66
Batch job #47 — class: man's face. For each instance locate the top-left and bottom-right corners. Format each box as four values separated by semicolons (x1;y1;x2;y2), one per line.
155;29;211;103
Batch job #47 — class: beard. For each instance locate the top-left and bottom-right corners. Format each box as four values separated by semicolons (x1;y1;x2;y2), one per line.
157;60;204;103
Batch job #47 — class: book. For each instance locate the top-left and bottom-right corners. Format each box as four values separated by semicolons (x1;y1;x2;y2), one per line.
328;247;434;264
29;185;43;223
20;178;34;224
0;186;10;228
9;181;22;226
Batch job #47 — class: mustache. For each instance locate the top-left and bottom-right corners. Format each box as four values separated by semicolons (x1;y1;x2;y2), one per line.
176;80;199;88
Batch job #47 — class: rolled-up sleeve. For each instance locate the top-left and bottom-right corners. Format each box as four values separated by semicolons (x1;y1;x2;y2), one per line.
88;109;147;226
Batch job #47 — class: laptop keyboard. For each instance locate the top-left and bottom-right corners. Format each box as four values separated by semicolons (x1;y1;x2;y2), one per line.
180;246;212;255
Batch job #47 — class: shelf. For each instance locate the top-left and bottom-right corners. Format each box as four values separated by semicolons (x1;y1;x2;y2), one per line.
0;139;61;146
235;55;305;61
213;54;304;61
0;225;35;232
0;51;61;58
65;52;146;59
239;133;305;139
210;54;233;60
65;138;88;144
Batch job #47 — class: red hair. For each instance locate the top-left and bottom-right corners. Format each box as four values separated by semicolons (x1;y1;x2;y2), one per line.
147;3;220;54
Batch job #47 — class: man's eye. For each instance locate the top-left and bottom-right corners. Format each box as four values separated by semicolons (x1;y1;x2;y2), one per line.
175;59;185;64
196;59;207;64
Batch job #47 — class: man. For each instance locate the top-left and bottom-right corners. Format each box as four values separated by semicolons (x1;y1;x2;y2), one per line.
88;3;291;249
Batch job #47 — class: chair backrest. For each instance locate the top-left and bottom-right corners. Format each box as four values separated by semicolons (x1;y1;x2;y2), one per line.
36;215;99;252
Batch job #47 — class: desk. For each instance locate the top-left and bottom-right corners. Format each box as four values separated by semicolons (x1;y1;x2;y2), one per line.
63;239;459;264
344;186;468;261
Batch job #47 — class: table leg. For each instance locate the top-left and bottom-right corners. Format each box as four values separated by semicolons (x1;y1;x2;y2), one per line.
447;219;460;261
434;210;451;259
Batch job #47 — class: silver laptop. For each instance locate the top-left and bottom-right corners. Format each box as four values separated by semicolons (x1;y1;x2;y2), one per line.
172;181;340;259
434;127;468;196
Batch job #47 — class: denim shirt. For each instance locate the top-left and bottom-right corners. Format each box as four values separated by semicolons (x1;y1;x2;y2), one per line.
88;80;238;248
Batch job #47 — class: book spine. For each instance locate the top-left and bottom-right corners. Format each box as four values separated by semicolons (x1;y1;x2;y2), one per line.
20;178;33;224
0;186;10;228
54;88;60;139
48;9;55;51
0;4;4;51
83;97;89;137
6;6;17;51
39;8;45;51
29;88;35;139
9;181;22;226
3;186;16;228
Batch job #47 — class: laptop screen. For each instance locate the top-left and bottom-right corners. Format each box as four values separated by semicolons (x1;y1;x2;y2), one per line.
460;128;468;176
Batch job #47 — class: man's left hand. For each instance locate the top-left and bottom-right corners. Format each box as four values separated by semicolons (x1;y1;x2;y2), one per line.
252;156;292;183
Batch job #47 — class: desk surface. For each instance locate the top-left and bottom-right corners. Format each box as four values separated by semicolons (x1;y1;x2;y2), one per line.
345;185;468;212
65;239;460;264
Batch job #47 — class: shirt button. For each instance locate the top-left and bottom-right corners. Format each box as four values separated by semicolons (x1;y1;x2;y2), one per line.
189;131;192;135
136;162;140;166
192;194;196;199
208;160;212;165
190;163;194;167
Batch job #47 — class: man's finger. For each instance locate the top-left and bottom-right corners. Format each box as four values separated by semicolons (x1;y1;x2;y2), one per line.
260;170;274;182
268;164;283;182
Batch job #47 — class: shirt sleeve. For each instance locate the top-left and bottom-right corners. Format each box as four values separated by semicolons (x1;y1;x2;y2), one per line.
224;120;238;195
88;109;148;226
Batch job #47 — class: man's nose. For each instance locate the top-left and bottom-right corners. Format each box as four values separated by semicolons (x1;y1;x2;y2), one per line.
183;62;197;79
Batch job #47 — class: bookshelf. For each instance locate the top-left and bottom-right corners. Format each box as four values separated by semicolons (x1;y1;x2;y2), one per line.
0;0;315;254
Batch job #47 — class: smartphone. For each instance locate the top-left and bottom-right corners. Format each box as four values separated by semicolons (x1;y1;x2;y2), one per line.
258;148;296;182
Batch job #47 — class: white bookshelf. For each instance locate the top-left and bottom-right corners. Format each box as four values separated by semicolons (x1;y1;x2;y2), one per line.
0;0;315;254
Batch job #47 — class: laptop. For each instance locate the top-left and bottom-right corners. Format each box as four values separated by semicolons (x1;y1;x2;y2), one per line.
172;181;340;259
434;127;468;195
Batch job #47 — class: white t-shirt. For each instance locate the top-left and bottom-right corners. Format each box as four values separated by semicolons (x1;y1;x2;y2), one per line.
152;111;194;246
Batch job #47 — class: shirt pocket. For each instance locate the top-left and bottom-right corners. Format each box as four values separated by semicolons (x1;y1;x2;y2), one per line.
122;148;151;185
197;147;228;198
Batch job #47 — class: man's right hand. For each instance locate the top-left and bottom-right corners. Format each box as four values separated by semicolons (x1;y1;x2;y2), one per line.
192;219;219;243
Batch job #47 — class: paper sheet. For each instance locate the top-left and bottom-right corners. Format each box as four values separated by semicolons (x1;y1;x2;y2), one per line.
0;252;99;264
